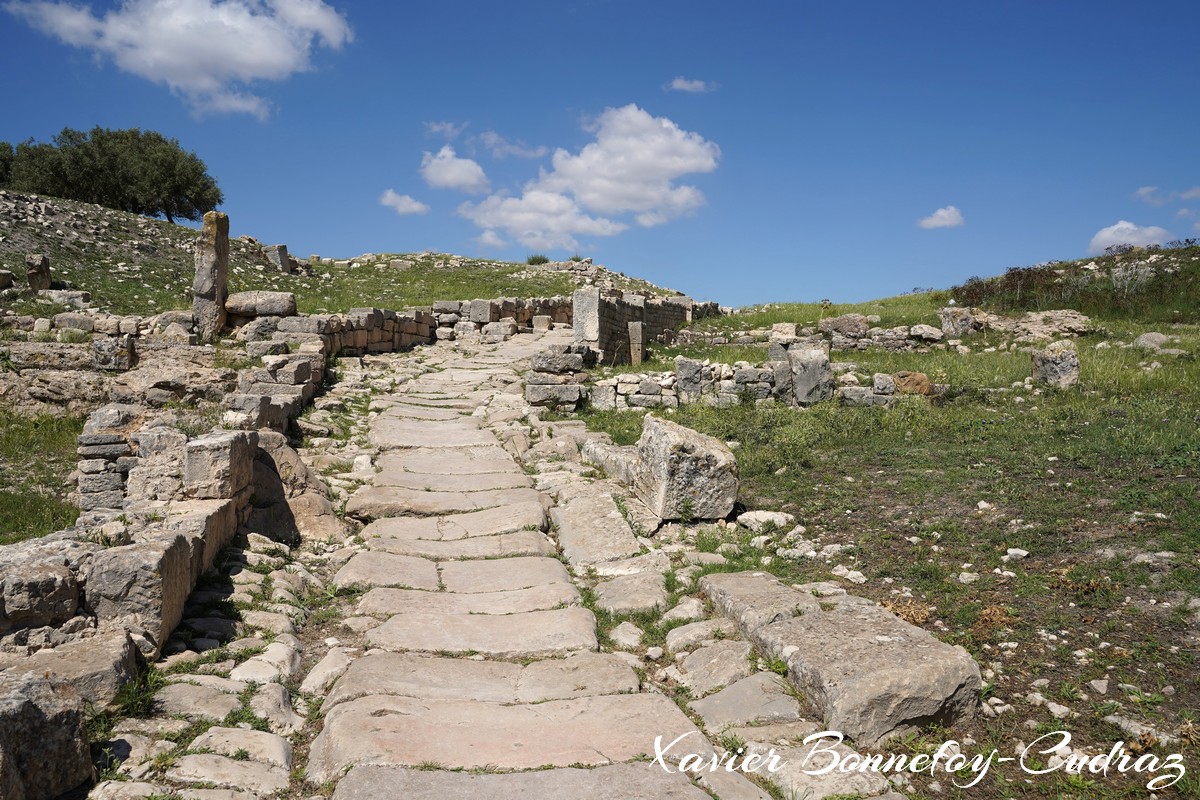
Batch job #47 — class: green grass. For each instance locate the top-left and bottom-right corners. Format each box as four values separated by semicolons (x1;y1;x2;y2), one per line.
573;320;1200;799
0;193;669;317
952;243;1200;323
685;291;951;334
0;412;83;543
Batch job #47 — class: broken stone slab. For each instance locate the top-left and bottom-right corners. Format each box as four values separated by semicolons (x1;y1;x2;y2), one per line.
366;529;555;559
25;253;52;291
0;671;92;800
0;631;138;710
345;485;543;519
308;693;708;783
251;682;304;735
153;682;241;722
666;619;731;654
689;672;803;732
679;640;754;697
360;501;546;541
550;485;642;566
356;583;580;618
700;571;980;746
329;763;714;800
166;753;289;795
324;651;637;711
0;561;79;628
632;415;738;520
365;607;598;659
190;727;293;769
332;552;439;591
299;648;356;696
439;555;570;593
594;572;667;614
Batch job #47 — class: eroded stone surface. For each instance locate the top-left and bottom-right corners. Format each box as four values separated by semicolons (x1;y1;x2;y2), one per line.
365;607;598;658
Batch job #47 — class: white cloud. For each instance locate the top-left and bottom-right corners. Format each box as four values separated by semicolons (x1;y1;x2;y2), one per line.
1134;185;1163;205
424;121;467;139
1180;187;1200;201
419;145;490;194
379;189;429;216
474;229;507;249
5;0;351;119
459;190;627;251
478;131;548;159
667;76;715;93
457;104;718;250
917;205;965;229
1176;208;1194;218
537;104;720;223
1088;220;1171;253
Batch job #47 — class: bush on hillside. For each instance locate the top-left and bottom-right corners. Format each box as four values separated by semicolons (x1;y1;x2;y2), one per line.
526;254;550;265
1;127;222;223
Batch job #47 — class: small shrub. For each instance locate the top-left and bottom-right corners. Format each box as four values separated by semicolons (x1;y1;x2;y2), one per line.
526;254;550;266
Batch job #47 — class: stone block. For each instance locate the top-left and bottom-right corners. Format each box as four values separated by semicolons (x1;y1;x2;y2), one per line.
525;384;582;407
531;352;583;374
0;563;79;628
0;672;92;800
225;291;297;317
25;253;51;291
632;415;738;520
183;431;258;499
787;347;833;406
92;334;137;370
1032;343;1080;389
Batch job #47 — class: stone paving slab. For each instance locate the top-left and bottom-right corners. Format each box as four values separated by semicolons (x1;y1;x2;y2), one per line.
346;486;543;519
332;552;439;591
365;529;555;559
372;470;532;492
324;651;638;710
365;607;598;658
731;721;895;800
330;763;714;800
439;555;571;593
375;446;520;475
550;486;642;566
153;683;241;722
368;419;495;449
700;571;981;746
689;672;804;732
356;583;580;618
376;405;466;421
166;754;290;794
308;693;709;782
360;501;546;541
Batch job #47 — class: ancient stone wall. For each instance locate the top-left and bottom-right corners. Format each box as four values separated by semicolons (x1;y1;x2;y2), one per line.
572;287;709;366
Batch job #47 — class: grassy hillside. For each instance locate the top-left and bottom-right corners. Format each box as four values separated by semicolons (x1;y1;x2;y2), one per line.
951;244;1200;323
0;191;668;317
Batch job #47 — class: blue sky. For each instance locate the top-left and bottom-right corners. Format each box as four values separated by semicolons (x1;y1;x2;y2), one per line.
3;1;1199;306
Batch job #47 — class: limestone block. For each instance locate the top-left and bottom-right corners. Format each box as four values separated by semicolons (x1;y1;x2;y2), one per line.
183;431;258;499
632;415;738;520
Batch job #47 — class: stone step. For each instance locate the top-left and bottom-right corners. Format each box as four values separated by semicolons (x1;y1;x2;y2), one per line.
308;693;709;783
700;571;981;746
323;651;638;710
374;405;466;421
550;485;642;566
345;486;543;519
375;446;521;475
365;530;555;560
439;555;571;593
368;419;496;449
332;552;439;591
357;583;580;618
330;764;714;800
365;607;598;658
360;501;546;541
372;470;532;493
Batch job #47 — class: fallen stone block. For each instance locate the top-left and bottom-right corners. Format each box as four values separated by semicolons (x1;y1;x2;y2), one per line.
183;430;258;499
0;671;92;800
700;572;980;746
632;414;738;520
225;291;297;318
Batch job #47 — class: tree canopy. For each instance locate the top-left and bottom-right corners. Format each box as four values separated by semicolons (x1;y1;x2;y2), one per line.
0;127;223;223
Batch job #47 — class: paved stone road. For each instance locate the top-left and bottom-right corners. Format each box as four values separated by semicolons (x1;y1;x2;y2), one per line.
309;330;738;797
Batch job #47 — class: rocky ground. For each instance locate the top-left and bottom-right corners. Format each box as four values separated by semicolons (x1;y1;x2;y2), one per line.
82;328;986;800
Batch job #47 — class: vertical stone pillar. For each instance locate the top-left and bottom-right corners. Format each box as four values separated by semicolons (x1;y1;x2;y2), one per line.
25;253;51;290
193;211;229;341
628;321;644;366
572;287;601;346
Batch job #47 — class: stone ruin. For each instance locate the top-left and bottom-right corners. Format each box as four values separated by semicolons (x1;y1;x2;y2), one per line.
0;213;985;800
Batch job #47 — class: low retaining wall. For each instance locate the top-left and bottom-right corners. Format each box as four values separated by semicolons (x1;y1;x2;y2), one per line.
572;287;720;366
